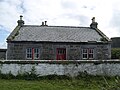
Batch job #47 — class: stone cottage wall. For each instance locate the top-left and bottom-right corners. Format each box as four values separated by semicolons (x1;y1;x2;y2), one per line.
7;42;111;60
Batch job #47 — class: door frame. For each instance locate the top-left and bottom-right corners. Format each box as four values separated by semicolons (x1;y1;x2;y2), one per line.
56;48;66;60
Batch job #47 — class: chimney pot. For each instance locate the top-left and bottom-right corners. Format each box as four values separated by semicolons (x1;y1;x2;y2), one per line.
41;22;44;26
20;15;23;20
92;17;95;23
90;17;98;29
45;21;47;26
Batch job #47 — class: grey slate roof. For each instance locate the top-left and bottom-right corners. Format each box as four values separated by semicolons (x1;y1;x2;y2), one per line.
7;25;110;42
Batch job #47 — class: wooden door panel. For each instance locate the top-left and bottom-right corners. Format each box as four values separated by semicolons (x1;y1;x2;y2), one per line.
56;48;66;60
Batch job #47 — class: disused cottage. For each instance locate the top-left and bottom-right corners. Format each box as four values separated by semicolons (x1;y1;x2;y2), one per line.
7;16;111;60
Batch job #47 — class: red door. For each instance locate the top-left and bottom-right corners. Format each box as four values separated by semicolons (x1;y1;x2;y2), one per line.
56;48;66;60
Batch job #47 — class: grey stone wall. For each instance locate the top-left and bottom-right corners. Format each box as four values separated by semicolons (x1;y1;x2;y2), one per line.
0;63;120;76
0;49;7;60
7;43;24;59
7;42;111;60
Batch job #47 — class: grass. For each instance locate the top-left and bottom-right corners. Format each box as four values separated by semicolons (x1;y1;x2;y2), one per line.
0;75;119;90
0;79;97;90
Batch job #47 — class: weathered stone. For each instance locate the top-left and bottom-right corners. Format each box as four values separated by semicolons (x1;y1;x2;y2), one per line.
0;63;120;76
7;42;111;60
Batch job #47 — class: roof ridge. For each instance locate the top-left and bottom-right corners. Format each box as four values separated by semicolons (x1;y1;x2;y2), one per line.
49;26;90;28
22;25;90;28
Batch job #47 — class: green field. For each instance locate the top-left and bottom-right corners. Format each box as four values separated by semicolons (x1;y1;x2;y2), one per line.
0;76;119;90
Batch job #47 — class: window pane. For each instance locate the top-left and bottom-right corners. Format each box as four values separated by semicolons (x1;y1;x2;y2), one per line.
34;48;39;53
27;54;29;58
26;48;32;59
36;54;39;58
60;50;62;54
89;54;93;59
82;49;88;59
83;49;87;53
34;48;39;59
89;49;93;53
83;54;88;59
89;49;94;59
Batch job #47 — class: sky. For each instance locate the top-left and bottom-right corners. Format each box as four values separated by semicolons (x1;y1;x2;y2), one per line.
0;0;120;48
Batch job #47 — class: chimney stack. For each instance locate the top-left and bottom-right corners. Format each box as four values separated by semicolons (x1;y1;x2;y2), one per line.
90;17;98;29
17;15;25;26
41;21;48;26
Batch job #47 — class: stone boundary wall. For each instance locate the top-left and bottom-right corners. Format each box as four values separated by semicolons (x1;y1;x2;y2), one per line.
0;60;120;76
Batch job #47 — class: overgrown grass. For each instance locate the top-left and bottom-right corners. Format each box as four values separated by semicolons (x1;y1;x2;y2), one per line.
0;78;107;90
0;74;119;90
0;68;119;90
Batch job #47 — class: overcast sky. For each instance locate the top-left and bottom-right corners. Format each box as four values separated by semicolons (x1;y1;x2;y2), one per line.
0;0;120;48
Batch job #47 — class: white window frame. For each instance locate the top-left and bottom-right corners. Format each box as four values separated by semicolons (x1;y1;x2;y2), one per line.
82;49;88;59
82;48;94;59
26;48;32;59
26;48;39;60
88;49;94;59
34;48;39;60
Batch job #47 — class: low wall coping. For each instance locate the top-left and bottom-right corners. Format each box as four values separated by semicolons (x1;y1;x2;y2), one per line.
0;59;120;64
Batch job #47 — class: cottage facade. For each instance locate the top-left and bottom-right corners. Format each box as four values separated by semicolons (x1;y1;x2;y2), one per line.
7;16;111;60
